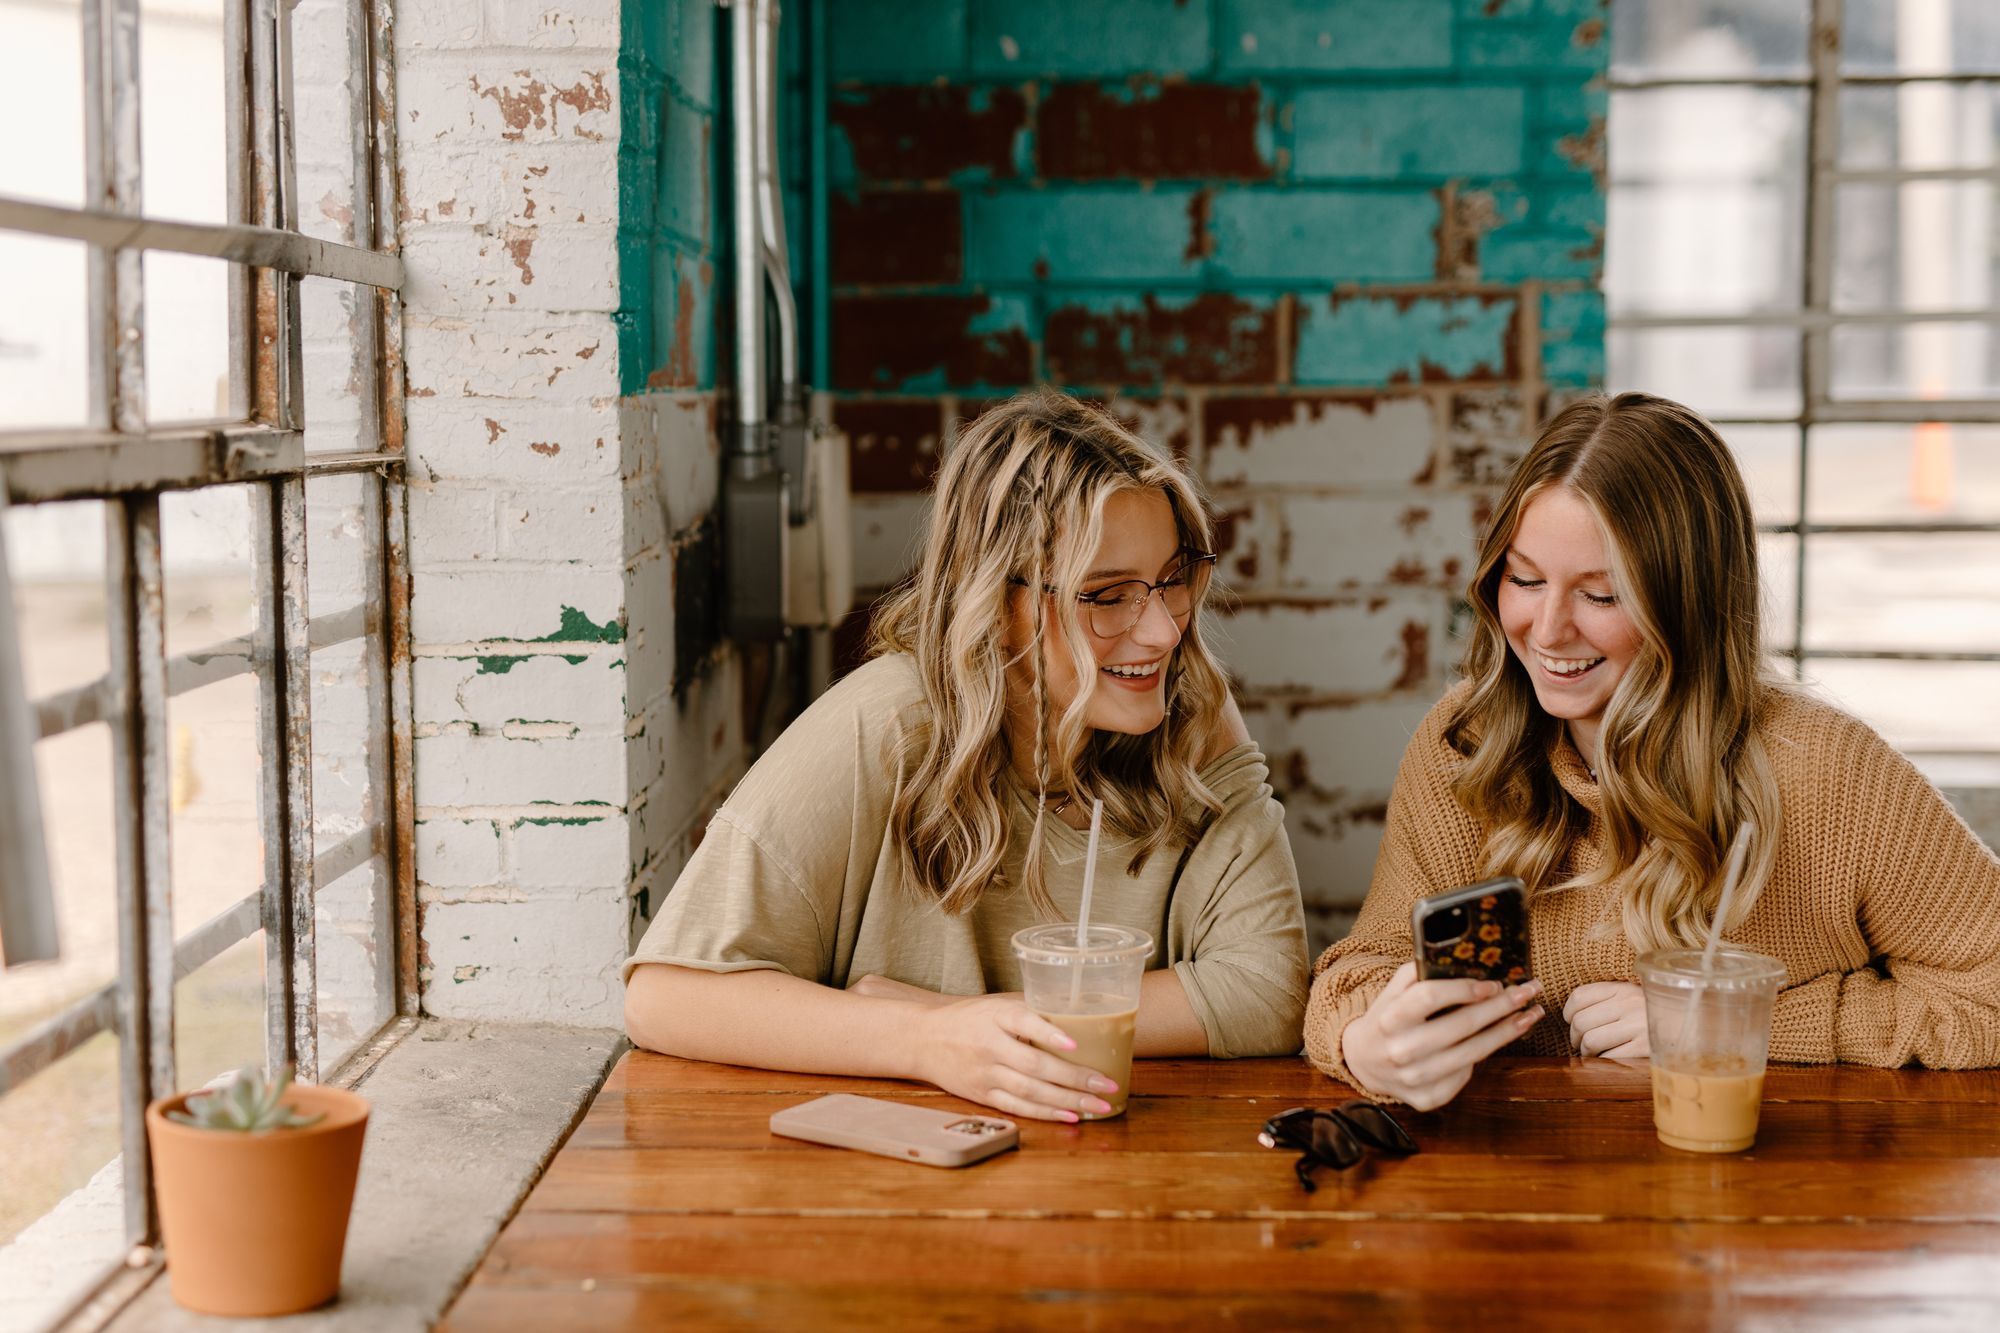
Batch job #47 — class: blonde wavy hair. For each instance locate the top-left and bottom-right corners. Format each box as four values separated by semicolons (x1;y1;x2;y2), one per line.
870;388;1233;919
1446;392;1789;954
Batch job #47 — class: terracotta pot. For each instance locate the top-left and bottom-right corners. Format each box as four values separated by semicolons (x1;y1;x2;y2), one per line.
145;1083;370;1317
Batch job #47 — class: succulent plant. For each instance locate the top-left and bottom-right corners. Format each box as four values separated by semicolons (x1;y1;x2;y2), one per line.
166;1065;325;1133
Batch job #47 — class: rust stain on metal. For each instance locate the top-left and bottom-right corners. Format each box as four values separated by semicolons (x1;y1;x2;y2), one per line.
1044;293;1276;386
253;271;280;421
1184;187;1215;261
1037;81;1272;180
830;86;1027;181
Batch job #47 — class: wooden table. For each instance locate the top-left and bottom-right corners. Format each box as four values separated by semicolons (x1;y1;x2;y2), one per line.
443;1053;2000;1330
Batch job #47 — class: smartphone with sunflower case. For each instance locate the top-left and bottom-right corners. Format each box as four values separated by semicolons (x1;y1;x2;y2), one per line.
1412;876;1531;985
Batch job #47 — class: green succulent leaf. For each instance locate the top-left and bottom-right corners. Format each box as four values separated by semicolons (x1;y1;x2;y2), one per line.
172;1065;327;1133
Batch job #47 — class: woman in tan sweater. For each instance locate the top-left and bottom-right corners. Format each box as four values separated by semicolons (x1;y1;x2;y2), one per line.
626;390;1309;1121
1309;392;2000;1109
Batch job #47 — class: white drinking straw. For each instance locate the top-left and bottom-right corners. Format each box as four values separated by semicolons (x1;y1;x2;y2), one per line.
1681;823;1756;1058
1070;798;1105;1010
1702;823;1756;973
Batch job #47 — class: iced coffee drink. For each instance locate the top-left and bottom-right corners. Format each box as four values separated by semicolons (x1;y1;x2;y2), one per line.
1637;948;1786;1154
1012;924;1151;1120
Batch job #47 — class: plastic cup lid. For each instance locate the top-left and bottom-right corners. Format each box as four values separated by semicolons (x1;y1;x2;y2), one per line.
1010;923;1153;966
1636;947;1787;990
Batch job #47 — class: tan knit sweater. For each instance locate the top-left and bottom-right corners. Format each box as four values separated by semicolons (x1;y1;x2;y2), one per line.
1305;684;2000;1089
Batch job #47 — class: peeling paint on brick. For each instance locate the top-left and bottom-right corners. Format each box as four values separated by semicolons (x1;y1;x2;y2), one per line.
1037;81;1273;180
528;606;626;645
831;85;1028;181
1046;293;1275;386
832;294;1033;392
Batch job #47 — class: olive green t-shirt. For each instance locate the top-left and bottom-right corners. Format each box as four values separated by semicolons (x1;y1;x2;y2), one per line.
623;653;1311;1057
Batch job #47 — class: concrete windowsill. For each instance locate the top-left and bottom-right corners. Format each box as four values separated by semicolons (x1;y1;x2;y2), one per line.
97;1019;624;1333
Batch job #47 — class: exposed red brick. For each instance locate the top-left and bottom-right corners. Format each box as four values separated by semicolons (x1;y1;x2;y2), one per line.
1037;82;1272;180
1045;294;1277;387
831;295;1032;392
835;399;948;493
832;191;962;286
1394;620;1430;691
832;86;1027;182
1184;187;1214;262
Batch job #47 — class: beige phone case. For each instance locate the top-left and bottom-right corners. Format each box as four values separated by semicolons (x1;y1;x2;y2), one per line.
768;1093;1020;1168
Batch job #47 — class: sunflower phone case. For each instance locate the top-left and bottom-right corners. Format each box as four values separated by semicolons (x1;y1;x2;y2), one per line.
769;1093;1019;1168
1412;876;1531;985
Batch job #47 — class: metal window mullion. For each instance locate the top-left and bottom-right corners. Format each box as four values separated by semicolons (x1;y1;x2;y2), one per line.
82;0;146;435
382;476;417;1014
1796;0;1845;680
104;496;175;1245
254;478;317;1079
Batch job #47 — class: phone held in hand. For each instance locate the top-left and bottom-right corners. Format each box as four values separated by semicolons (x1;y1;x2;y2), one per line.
769;1093;1020;1168
1411;876;1531;985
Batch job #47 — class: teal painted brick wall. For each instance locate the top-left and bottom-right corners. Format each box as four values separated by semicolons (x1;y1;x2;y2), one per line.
817;0;1609;945
619;0;720;394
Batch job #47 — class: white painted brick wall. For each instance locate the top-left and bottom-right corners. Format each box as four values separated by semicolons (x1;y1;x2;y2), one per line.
396;0;747;1027
1204;394;1436;488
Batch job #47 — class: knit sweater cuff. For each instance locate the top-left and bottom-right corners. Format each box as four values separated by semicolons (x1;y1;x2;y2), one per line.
1302;968;1396;1102
1768;972;1841;1065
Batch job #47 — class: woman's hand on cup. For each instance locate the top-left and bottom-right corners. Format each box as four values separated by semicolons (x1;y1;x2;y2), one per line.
913;994;1120;1123
1563;981;1649;1058
1339;962;1545;1111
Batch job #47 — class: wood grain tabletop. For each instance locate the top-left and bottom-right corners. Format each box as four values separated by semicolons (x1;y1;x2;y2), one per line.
441;1052;2000;1330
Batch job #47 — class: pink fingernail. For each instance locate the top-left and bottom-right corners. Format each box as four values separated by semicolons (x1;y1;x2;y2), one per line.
1060;1110;1079;1124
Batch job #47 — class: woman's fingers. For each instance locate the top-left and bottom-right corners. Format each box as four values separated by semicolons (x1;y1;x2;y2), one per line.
982;1086;1078;1123
992;1065;1114;1119
1579;1014;1647;1057
997;1003;1081;1057
1402;1002;1547;1088
1386;979;1543;1065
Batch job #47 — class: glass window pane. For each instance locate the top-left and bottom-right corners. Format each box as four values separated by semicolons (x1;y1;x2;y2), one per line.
1839;81;2000;172
1609;324;1801;418
1807;423;2000;522
140;0;227;226
1802;532;2000;653
0;234;90;431
303;277;374;455
1834;182;1997;313
1611;0;1811;80
159;485;268;1102
1842;0;2000;78
144;251;233;423
0;0;86;207
1721;423;1803;525
1805;659;2000;754
1830;320;2000;401
1608;88;1806;316
292;0;368;248
1760;530;1800;654
0;499;126;1329
306;473;394;1071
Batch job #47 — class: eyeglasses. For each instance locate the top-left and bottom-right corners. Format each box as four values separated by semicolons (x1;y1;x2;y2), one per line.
1012;552;1217;640
1256;1103;1418;1193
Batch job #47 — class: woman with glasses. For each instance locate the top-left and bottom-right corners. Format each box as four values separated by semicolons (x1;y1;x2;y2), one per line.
624;389;1310;1121
1309;391;2000;1111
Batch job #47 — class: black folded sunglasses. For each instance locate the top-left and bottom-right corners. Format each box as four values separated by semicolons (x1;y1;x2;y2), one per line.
1256;1102;1418;1193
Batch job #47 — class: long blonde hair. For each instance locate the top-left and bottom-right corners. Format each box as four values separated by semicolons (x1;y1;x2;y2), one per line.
1447;392;1788;953
870;388;1232;918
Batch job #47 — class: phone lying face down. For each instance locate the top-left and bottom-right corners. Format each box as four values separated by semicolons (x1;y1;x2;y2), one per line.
1411;875;1531;985
769;1093;1020;1168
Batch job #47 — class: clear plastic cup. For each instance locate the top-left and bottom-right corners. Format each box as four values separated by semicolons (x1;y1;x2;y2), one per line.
1637;947;1787;1153
1011;924;1152;1119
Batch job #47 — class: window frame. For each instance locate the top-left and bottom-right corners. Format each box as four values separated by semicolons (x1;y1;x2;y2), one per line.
1608;0;2000;684
0;0;413;1289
